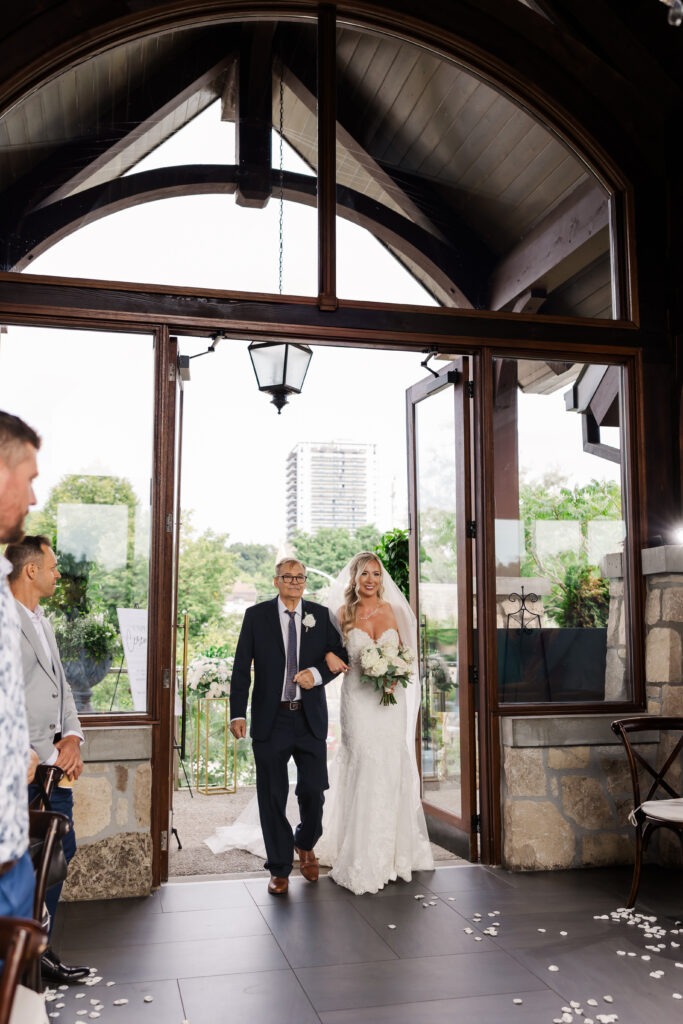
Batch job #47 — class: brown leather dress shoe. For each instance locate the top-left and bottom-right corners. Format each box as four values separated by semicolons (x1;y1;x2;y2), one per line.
268;875;289;895
295;846;319;882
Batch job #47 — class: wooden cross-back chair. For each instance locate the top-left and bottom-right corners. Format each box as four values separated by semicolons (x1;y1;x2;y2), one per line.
611;716;683;907
0;918;47;1024
28;765;71;992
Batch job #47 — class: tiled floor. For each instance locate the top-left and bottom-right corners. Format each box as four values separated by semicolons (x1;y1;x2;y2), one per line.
50;864;683;1023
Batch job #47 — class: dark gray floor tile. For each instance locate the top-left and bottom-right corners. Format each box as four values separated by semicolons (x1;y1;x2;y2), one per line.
476;907;621;952
59;890;162;921
296;950;548;1013
510;931;683;1018
45;978;183;1024
438;884;623;918
59;904;269;952
319;988;566;1024
427;865;516;894
180;969;321;1024
61;934;288;982
245;875;354;905
259;898;397;967
159;879;254;911
351;893;498;957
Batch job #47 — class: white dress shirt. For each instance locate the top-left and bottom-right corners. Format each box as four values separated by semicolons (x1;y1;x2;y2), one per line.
277;597;322;701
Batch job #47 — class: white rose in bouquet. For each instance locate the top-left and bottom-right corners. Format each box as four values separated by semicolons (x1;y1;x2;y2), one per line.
392;656;408;674
372;657;389;677
361;646;380;670
381;639;399;660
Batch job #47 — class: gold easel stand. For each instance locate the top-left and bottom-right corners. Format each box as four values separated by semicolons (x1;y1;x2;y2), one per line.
194;697;237;795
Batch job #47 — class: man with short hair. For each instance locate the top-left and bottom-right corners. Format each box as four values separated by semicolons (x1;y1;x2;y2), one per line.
0;410;40;926
230;557;346;895
6;534;88;983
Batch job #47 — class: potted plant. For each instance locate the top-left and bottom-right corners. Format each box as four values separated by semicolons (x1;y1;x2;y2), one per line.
52;612;119;712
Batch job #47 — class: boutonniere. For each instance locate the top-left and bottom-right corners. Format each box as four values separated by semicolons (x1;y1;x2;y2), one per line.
302;612;316;632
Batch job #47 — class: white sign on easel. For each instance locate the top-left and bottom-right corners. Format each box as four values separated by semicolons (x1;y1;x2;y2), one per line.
117;608;148;712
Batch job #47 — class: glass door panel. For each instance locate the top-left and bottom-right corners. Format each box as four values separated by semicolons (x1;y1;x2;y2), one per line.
407;361;476;856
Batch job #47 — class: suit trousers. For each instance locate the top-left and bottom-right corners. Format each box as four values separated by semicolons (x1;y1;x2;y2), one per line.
252;707;328;877
28;783;77;937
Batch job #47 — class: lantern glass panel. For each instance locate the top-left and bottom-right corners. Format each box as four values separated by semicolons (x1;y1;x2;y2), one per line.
284;345;313;390
250;343;288;388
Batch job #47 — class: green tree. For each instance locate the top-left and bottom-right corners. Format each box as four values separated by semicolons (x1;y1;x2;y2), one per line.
26;473;142;619
228;541;278;597
373;528;410;598
292;525;381;591
178;513;238;638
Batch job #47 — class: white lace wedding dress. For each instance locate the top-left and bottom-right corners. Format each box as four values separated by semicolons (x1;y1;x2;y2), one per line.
315;626;434;894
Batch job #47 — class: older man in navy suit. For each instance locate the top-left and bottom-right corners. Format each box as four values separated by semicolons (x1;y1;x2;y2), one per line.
230;557;346;895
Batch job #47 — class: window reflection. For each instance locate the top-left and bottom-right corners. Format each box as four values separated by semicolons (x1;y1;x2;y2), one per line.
0;327;154;714
493;357;629;703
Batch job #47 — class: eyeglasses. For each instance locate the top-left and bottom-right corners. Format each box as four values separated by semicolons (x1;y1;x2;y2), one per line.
279;574;307;584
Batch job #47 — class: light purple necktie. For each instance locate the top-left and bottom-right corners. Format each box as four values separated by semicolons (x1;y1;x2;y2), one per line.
284;610;298;701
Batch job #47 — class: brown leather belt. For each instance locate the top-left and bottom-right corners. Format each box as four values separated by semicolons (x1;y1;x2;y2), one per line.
280;700;302;710
0;858;18;878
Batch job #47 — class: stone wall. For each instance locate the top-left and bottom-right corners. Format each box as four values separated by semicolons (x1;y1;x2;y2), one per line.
61;725;153;901
501;716;661;870
501;545;683;871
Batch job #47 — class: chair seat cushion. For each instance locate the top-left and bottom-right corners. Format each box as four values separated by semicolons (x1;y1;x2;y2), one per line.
641;798;683;822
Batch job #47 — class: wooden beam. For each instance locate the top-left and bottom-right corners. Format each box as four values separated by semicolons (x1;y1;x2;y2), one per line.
235;24;275;209
489;179;610;311
2;164;483;307
275;24;494;308
511;287;547;314
317;5;337;311
0;271;646;351
0;27;238;221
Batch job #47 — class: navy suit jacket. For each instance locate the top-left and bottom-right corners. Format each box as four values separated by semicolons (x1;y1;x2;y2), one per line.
230;597;346;741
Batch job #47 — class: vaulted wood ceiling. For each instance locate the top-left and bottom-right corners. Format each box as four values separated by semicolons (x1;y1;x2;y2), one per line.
0;17;612;317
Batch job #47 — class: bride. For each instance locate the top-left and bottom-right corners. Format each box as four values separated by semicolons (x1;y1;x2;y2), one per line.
315;551;433;893
205;551;433;894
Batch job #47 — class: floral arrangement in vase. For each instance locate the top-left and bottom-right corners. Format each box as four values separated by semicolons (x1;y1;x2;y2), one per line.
187;656;233;699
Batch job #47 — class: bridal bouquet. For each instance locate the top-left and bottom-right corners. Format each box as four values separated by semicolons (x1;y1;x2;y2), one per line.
359;637;415;706
187;656;233;699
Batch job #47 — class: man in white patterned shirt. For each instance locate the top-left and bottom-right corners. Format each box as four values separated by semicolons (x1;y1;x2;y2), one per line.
0;410;40;924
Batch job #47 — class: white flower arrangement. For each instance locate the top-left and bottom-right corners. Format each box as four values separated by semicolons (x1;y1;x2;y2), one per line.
187;656;233;699
302;612;316;631
359;637;415;705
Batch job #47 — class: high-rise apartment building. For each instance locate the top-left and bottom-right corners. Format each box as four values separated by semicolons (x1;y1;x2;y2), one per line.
286;441;377;538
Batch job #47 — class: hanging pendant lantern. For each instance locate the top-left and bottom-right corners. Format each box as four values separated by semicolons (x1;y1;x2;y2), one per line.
248;340;313;413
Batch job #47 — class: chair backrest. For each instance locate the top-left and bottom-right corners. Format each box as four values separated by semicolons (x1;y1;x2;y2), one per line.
611;716;683;809
28;811;71;922
0;917;47;1024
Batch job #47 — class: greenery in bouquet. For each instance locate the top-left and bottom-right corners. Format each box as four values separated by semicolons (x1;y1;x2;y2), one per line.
359;635;415;706
52;611;119;663
187;655;233;699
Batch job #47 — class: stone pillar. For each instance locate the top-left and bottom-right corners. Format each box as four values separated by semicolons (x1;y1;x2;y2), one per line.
642;545;683;715
62;725;153;901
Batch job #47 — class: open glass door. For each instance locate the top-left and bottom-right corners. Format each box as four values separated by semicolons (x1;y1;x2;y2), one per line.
406;359;478;860
153;333;185;884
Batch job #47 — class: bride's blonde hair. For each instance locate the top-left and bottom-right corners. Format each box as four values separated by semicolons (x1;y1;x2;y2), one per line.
339;552;385;638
